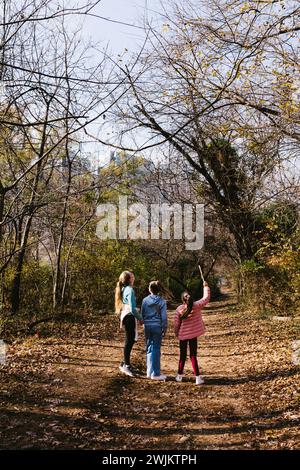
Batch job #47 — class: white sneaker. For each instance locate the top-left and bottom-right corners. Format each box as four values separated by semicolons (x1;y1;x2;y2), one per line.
175;374;183;382
195;375;205;385
119;364;134;377
151;374;167;381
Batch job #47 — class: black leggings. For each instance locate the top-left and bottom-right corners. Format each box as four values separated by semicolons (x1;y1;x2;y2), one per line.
123;314;136;365
178;337;200;376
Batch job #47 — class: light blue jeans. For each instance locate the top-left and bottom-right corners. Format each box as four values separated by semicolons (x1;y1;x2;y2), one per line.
144;324;163;377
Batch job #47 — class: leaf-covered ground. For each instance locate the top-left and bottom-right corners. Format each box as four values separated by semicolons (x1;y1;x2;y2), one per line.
0;295;299;450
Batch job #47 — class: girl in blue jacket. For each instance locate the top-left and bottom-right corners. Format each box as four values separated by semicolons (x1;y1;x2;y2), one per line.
141;281;168;381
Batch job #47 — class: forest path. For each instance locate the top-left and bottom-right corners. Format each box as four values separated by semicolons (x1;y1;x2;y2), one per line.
1;294;299;450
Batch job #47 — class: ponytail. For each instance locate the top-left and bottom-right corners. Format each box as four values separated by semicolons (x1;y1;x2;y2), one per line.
180;291;194;320
115;281;123;314
115;271;132;313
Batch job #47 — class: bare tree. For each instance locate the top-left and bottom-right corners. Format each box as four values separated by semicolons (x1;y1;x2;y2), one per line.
106;0;300;262
0;1;128;312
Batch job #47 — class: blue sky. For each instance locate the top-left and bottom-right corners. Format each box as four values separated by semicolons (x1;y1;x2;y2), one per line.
69;0;164;167
81;0;163;53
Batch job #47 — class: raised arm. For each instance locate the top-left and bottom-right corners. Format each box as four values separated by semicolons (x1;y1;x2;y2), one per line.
194;282;210;308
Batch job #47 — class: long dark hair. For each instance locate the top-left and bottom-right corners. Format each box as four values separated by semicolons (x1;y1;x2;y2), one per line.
180;291;194;320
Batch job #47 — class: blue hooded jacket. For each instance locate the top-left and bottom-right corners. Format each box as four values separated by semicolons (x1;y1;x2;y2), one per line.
141;294;167;332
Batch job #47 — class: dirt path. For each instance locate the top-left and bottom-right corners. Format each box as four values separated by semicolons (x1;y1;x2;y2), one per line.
0;295;299;450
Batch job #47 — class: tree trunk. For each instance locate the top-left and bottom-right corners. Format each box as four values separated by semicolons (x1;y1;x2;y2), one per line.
11;210;34;313
0;186;6;309
10;110;48;313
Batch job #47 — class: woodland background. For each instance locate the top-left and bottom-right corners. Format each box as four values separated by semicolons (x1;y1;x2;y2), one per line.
0;0;299;451
0;0;299;338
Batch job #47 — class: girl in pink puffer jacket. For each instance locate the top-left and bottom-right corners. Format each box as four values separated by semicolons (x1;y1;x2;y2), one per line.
174;281;210;385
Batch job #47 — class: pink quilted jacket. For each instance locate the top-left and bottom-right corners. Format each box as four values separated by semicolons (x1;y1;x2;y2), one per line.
174;287;210;341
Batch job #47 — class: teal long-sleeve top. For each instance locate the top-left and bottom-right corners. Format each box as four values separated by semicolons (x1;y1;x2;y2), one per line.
122;285;142;320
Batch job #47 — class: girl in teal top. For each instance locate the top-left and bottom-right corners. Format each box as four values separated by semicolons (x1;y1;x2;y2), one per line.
115;271;142;377
121;284;140;319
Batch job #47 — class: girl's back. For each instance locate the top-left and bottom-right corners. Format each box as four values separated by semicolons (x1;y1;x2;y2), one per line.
174;286;210;341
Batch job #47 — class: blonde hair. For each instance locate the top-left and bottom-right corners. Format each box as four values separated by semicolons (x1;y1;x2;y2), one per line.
115;271;132;313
